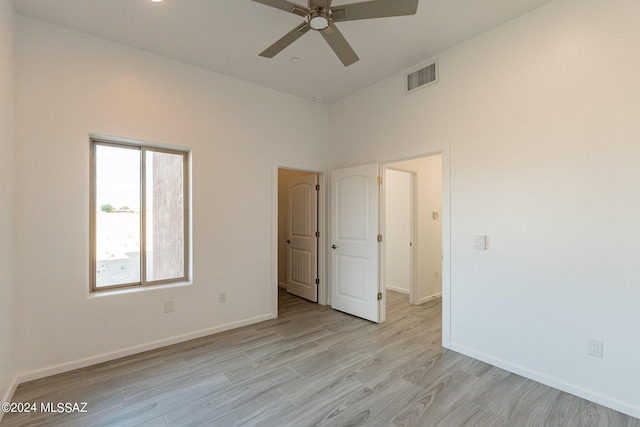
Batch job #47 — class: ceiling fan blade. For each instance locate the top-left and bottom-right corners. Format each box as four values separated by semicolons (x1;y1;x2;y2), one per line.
320;22;359;66
259;22;311;58
252;0;309;17
332;0;418;22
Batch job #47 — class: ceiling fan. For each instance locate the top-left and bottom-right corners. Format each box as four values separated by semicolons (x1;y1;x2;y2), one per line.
252;0;419;66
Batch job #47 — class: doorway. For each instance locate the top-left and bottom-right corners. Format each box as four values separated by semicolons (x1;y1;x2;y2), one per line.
383;155;443;306
277;168;320;303
327;151;447;324
384;168;414;297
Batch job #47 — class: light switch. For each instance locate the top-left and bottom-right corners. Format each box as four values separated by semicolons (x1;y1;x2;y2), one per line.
474;235;489;250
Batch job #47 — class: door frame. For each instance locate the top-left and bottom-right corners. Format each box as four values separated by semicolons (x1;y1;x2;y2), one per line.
272;161;326;316
377;142;451;345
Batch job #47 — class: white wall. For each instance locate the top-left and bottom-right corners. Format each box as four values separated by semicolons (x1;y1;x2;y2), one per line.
330;0;640;418
0;0;16;408
384;169;411;294
14;16;328;378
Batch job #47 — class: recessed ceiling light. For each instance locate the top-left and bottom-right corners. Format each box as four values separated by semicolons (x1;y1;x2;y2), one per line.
150;0;162;2
290;57;300;63
314;95;324;103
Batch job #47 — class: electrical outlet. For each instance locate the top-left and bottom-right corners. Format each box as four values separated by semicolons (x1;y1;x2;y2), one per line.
164;300;174;313
587;338;603;358
219;292;226;303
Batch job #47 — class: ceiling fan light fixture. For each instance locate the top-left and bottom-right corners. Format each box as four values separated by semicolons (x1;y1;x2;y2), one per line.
308;11;330;31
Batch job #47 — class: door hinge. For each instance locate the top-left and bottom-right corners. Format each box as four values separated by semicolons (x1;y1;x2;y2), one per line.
377;176;382;185
315;184;320;191
315;278;320;285
315;231;320;238
377;234;382;243
377;292;382;301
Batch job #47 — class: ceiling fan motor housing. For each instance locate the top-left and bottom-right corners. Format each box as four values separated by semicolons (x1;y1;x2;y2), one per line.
308;8;331;31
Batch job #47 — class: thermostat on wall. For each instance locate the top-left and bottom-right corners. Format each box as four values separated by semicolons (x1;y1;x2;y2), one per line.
474;235;489;250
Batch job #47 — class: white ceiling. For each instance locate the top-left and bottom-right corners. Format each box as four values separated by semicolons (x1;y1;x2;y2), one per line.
14;0;555;104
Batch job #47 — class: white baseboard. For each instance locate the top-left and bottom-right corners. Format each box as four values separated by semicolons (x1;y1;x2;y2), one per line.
0;374;19;423
385;285;409;294
15;313;276;385
447;342;640;420
418;292;442;304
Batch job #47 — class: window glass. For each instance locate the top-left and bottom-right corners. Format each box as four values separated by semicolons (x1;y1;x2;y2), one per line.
95;144;141;288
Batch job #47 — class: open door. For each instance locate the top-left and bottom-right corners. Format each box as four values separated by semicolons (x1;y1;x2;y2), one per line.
330;163;382;323
286;173;318;302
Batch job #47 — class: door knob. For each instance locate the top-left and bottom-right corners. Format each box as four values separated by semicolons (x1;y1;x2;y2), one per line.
286;240;291;244
331;245;337;249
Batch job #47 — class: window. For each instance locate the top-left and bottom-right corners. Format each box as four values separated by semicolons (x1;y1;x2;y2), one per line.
90;137;190;292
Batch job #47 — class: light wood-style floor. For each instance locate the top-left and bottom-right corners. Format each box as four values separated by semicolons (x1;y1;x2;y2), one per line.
3;289;639;426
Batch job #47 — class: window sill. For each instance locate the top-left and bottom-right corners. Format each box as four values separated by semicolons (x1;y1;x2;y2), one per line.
88;280;192;299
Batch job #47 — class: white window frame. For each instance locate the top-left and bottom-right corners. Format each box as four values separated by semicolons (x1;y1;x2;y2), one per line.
90;136;191;292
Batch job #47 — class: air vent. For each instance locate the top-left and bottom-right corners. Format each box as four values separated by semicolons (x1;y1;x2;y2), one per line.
406;61;437;94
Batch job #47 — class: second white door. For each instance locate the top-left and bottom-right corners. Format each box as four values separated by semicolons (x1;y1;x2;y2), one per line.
286;173;318;302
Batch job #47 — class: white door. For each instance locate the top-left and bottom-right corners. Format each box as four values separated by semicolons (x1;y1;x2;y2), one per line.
330;163;382;323
286;173;318;302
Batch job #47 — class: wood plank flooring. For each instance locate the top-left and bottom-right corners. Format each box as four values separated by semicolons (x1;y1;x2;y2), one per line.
2;289;639;426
